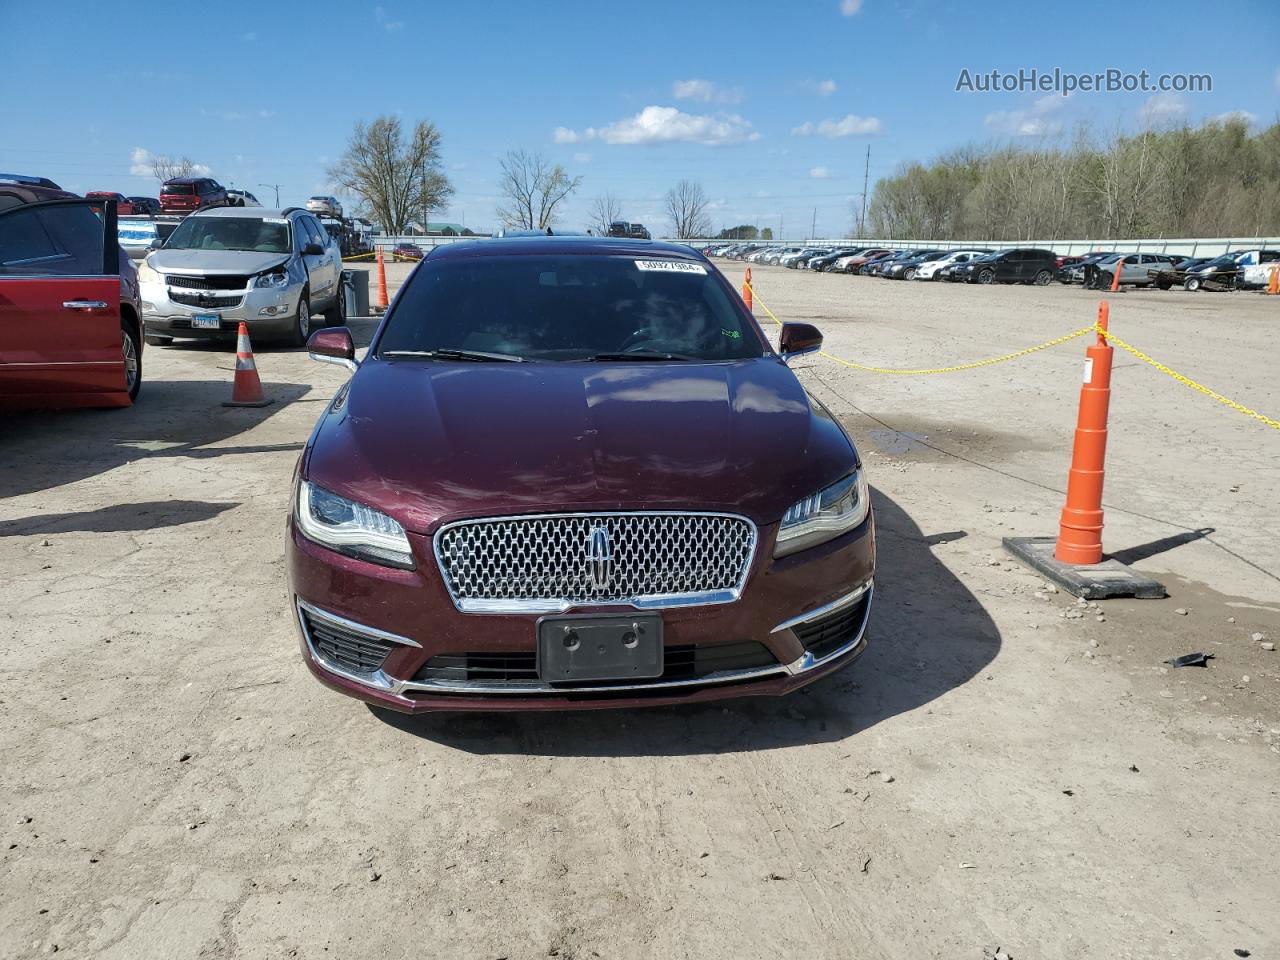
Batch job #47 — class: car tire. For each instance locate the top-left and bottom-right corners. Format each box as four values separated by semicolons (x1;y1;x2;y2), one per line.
144;334;173;346
1033;269;1052;286
1156;281;1172;290
287;295;312;347
904;268;916;280
978;268;995;284
322;281;346;326
122;322;142;402
1184;276;1201;292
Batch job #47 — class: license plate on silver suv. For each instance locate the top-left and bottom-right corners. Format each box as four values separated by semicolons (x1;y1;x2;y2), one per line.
191;315;221;329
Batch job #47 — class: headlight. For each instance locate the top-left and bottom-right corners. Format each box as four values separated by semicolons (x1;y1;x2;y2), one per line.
254;270;290;288
775;470;870;558
137;259;159;283
295;480;414;569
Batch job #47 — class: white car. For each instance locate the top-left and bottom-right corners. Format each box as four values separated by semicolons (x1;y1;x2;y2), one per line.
306;195;343;218
914;249;990;280
226;189;261;208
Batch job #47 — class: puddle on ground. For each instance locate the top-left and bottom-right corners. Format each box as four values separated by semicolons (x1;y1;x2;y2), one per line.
867;429;932;455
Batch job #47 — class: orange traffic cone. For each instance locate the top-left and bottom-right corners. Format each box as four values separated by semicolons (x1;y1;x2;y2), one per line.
223;322;273;407
375;249;389;311
1268;266;1279;295
742;267;753;312
1109;260;1122;292
1055;302;1113;564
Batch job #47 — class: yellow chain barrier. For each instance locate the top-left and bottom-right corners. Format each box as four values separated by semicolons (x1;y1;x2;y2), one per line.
1097;326;1280;431
341;252;378;262
741;279;1280;431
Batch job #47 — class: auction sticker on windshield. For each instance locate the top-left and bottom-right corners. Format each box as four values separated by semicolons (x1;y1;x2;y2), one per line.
634;260;707;274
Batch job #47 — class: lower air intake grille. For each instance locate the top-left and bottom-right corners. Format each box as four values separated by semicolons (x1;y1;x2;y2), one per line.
791;594;870;660
413;641;776;686
302;608;397;675
170;292;242;308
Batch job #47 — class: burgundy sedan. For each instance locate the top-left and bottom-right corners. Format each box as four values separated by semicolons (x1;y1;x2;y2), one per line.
288;237;874;712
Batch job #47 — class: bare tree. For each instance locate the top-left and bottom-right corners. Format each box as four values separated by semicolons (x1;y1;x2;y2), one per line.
496;150;582;230
587;191;623;235
664;180;712;239
150;155;200;183
328;116;453;234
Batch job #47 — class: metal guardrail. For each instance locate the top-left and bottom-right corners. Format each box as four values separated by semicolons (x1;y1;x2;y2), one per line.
674;236;1280;258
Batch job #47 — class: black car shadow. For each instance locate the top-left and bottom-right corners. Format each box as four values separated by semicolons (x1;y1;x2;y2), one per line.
0;500;237;537
160;315;381;355
0;378;310;499
371;488;1000;755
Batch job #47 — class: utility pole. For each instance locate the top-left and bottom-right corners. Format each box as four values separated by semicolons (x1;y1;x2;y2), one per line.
811;207;817;241
258;183;281;207
779;215;784;242
859;144;870;238
421;158;429;237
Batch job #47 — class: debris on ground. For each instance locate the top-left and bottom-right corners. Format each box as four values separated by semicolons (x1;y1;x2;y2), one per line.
1165;652;1213;668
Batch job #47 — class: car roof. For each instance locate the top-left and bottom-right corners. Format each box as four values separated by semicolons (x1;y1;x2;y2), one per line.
164;177;207;184
191;206;297;219
426;236;705;261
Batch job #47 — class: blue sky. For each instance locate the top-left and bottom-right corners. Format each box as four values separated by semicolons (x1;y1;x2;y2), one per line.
2;0;1277;237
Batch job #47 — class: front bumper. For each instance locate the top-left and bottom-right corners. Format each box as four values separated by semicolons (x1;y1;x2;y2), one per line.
287;512;876;713
140;278;301;338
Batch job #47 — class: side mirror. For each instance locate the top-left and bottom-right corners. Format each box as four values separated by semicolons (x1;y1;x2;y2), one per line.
303;242;324;256
147;238;163;251
307;327;357;373
779;321;822;361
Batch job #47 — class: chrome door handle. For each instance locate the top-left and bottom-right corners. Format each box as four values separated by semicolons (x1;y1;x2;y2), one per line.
63;300;109;311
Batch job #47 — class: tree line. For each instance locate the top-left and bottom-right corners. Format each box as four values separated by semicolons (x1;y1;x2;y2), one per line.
328;114;717;238
866;117;1280;242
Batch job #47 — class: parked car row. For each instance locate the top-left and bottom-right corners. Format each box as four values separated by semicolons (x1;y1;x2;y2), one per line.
704;242;1280;291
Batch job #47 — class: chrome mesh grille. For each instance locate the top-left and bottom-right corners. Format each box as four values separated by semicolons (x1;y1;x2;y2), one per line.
435;512;756;612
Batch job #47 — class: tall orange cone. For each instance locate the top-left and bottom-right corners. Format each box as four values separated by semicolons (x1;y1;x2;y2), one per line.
223;322;273;407
1109;259;1122;292
1267;266;1279;295
1055;302;1113;565
742;267;753;311
375;249;389;311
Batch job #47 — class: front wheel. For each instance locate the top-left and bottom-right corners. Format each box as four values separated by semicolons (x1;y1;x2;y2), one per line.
903;268;916;281
122;323;142;402
1184;276;1201;292
287;295;312;347
978;268;995;284
1032;269;1052;286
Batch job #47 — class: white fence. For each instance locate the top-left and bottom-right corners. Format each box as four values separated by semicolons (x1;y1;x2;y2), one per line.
677;236;1280;259
369;233;1280;260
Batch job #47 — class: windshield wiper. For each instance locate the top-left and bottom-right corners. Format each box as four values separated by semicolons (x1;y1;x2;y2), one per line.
575;351;697;362
381;349;529;363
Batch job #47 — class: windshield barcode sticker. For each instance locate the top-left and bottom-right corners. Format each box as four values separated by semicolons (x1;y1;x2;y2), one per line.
634;260;707;275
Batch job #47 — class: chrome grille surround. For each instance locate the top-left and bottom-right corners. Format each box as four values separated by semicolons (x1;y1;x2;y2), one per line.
433;511;758;614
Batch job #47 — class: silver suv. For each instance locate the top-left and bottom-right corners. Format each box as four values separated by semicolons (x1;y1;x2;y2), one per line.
137;207;344;346
306;195;342;218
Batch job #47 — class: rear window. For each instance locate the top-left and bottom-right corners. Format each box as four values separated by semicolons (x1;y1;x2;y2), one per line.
162;182;195;195
379;254;765;363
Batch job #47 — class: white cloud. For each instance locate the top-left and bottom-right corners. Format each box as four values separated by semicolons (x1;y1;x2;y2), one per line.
809;166;835;179
1137;92;1188;127
573;152;592;164
792;114;882;137
374;5;403;32
984;93;1068;136
672;79;743;105
129;147;209;177
840;0;864;14
816;79;837;96
257;109;276;119
243;31;256;41
554;106;760;146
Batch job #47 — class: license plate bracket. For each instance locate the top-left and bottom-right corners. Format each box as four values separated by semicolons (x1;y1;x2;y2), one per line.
537;614;663;682
191;314;221;329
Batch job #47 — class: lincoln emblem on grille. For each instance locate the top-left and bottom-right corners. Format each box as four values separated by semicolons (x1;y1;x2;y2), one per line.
586;525;612;589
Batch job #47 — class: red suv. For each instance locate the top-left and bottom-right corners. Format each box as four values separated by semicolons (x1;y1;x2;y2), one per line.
159;177;228;214
86;192;136;216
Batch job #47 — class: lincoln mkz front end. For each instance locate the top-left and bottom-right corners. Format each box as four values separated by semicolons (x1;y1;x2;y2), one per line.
286;238;875;712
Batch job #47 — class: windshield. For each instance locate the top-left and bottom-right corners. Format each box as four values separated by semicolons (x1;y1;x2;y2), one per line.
378;254;766;363
164;217;291;254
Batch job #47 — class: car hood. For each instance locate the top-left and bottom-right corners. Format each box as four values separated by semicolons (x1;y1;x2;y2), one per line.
305;359;858;533
146;249;291;275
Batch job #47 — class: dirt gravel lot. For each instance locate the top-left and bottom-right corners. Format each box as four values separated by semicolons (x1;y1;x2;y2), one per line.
2;258;1278;959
